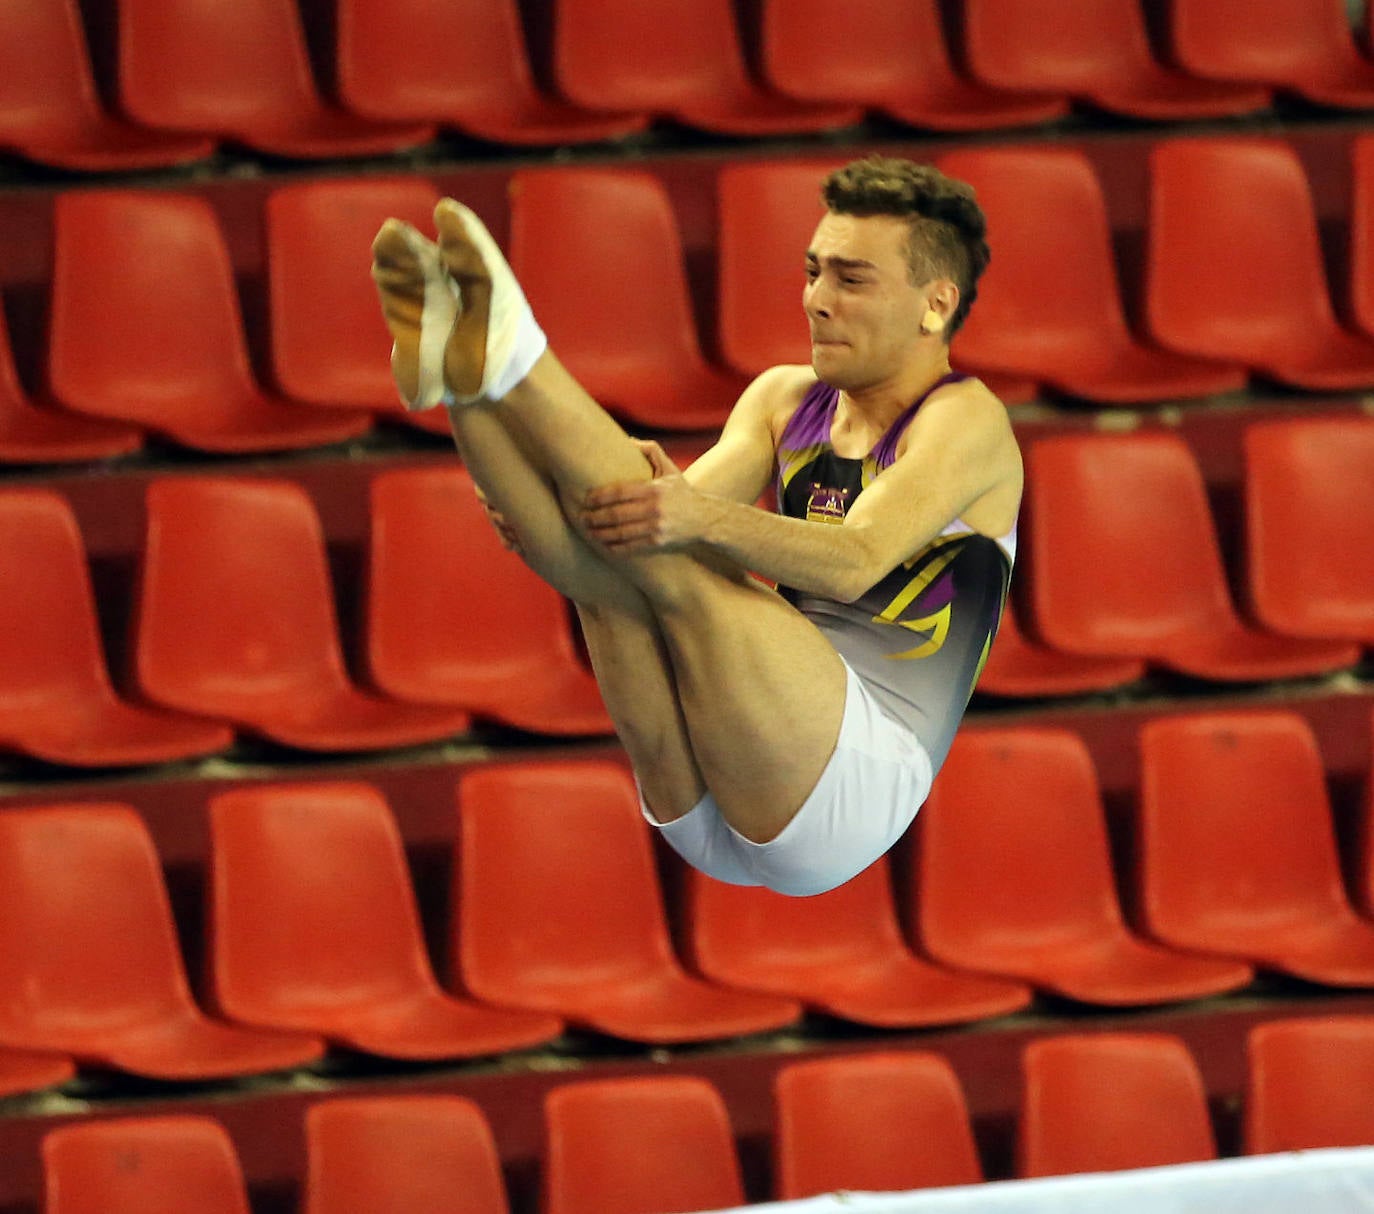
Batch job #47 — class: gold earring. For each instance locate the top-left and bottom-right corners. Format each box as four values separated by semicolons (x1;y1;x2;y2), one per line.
920;308;945;335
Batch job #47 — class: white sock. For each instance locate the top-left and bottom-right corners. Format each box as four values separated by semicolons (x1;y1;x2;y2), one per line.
393;206;547;412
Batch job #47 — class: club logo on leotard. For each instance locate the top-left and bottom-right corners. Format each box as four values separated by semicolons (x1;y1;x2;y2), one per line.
804;482;851;525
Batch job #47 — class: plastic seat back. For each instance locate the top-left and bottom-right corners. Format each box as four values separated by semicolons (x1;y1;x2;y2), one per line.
761;0;953;102
1349;135;1374;337
0;489;116;706
209;782;439;1024
544;1076;743;1214
50;191;259;425
688;856;906;979
914;729;1128;969
1244;416;1374;642
44;1116;250;1214
551;0;752;113
938;147;1132;370
1019;1034;1216;1176
1170;0;1366;89
0;805;192;1037
1026;432;1235;655
119;0;330;132
0;0;110;142
509;168;720;415
454;761;678;1003
267;177;442;409
1146;139;1341;363
135;477;349;711
1246;1017;1374;1153
304;1096;509;1214
716;160;837;375
967;0;1153;91
775;1052;981;1198
367;467;598;710
974;597;1146;697
1139;711;1351;949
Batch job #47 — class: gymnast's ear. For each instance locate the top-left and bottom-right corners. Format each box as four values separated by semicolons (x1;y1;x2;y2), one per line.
920;281;959;336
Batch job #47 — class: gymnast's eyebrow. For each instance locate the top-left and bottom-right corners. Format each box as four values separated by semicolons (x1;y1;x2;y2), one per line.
805;253;880;270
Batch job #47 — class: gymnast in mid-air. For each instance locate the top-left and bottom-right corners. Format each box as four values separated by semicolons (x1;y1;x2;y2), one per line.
370;156;1021;897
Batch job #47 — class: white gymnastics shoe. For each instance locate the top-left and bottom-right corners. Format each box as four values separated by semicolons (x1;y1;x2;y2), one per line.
397;201;546;411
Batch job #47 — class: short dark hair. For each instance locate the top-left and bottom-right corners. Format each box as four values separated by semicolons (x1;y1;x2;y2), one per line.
821;157;989;337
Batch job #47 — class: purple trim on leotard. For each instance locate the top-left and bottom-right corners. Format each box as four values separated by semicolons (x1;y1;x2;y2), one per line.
778;373;971;470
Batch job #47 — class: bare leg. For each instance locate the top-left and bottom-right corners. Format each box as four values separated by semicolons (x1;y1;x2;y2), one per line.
446;402;707;820
373;223;704;821
375;203;848;844
431;204;849;844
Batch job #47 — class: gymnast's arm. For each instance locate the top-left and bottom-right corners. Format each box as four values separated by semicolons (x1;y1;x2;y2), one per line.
583;376;1017;603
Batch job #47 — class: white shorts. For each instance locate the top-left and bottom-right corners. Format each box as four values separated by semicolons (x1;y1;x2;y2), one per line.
640;659;934;897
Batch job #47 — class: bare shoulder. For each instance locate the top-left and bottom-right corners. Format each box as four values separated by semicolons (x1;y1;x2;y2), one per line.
914;375;1018;452
732;364;818;444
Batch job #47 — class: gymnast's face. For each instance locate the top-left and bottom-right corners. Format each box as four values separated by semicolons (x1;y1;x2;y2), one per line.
804;210;937;391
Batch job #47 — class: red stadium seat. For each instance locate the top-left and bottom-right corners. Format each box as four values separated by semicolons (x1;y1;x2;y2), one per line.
715;160;1038;403
337;0;645;146
1244;416;1374;646
455;760;801;1043
939;147;1247;403
0;0;213;170
50;191;370;454
367;467;613;735
135;477;471;751
974;598;1147;697
304;1096;510;1214
963;0;1268;118
1170;0;1374;108
0;489;232;767
1140;711;1374;985
266;176;449;436
1025;432;1360;680
1146;138;1374;389
1349;135;1374;339
912;728;1253;1004
1359;709;1374;917
209;782;562;1060
44;1117;250;1214
550;0;861;136
0;302;142;463
1018;1034;1216;1177
0;1050;74;1098
511;168;746;430
685;858;1031;1028
117;0;433;156
0;804;323;1079
544;1077;743;1214
759;0;1067;131
1245;1017;1374;1153
775;1052;982;1199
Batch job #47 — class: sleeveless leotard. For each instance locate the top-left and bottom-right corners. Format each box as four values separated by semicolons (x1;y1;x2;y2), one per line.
775;375;1016;770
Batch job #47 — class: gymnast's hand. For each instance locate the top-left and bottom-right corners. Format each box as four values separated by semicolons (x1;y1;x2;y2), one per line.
581;440;705;554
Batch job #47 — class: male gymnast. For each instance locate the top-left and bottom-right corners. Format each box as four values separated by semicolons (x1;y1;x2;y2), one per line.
370;157;1022;897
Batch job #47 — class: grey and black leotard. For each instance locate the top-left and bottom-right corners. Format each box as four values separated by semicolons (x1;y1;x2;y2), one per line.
775;375;1016;771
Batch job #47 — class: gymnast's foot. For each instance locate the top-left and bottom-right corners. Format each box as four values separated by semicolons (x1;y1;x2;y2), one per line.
434;199;547;405
371;200;546;412
370;217;429;409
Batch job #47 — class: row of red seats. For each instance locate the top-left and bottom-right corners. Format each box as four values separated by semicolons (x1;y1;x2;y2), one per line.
6;416;1370;767
35;1019;1374;1212
10;139;1374;467
5;710;1374;1089
7;0;1372;171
